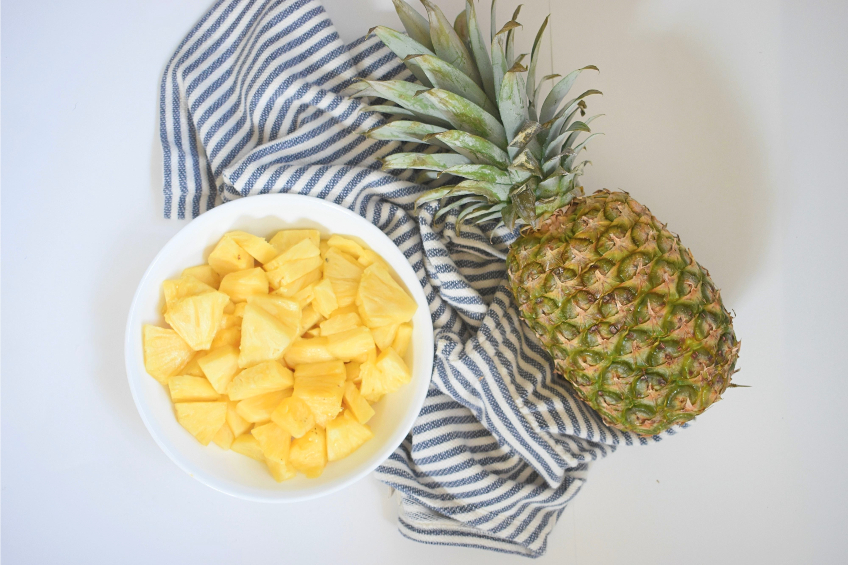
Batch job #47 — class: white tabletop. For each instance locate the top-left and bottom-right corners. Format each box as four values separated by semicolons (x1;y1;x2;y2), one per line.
3;0;847;563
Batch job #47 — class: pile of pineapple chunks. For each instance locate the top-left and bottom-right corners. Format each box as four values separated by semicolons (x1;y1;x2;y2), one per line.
142;229;417;482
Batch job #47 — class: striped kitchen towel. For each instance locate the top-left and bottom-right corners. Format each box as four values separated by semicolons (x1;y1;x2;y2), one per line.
159;0;681;557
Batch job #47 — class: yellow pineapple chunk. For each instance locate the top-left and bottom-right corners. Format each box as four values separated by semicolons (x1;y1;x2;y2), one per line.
272;267;322;295
180;353;206;377
327;234;365;258
182;265;221;289
238;304;295;368
208;236;254;276
392;323;413;358
218;268;269;303
361;347;411;402
357;248;391;270
223;300;236;314
225;231;279;264
356;264;417;328
212;422;235;450
377;347;412;384
300;305;323;333
227;360;293;400
218;313;241;330
293;284;316;309
231;434;264;461
266;458;297;482
284;337;334;366
197;345;240;393
345;361;361;383
248;294;301;332
235;390;289;424
271;396;315;438
371;323;400;350
168;376;220;402
358;349;383;403
164;291;230;350
263;238;321;271
233;301;247;317
226;400;253;437
289;426;327;478
251;422;291;463
266;256;323;289
323;248;363;307
343;381;375;424
312;278;339;318
142;325;194;383
163;275;216;311
292;360;346;426
326;410;373;461
326;326;375;362
319;312;362;336
332;304;360;316
210;326;241;349
175;401;227;446
269;229;321;255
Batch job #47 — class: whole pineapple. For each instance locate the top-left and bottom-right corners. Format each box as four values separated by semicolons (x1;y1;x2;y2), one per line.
353;0;740;435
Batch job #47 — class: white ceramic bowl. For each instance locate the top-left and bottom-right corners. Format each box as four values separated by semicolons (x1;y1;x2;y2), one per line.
125;194;433;502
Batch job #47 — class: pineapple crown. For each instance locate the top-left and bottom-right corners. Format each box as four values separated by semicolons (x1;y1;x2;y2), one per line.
349;0;603;232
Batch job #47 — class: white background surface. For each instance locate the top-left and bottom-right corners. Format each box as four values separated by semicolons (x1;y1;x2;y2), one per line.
2;0;847;563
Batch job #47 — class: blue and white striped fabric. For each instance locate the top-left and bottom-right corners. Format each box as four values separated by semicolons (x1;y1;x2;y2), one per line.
159;0;682;557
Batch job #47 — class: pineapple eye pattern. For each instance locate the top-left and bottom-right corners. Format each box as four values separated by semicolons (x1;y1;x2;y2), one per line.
509;192;739;435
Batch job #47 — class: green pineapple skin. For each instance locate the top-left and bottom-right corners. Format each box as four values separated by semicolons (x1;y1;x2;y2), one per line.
507;191;740;435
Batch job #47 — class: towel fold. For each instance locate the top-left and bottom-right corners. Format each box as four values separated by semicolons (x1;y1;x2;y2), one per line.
158;0;679;556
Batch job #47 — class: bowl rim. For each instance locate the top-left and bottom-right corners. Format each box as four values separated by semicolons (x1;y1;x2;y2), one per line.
124;194;433;502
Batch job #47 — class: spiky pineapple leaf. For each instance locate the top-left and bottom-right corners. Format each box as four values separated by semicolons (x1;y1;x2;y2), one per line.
526;15;549;120
512;178;538;226
472;207;507;224
369;26;435;87
539;66;599;124
423;130;510;167
455;201;488;232
505;5;522;66
490;0;498;43
440;164;513;184
510;147;542;177
561;114;603;153
544;120;590;159
365;121;447;143
434;195;487;221
420;0;483;87
542;89;602;150
501;203;517;229
499;66;530;158
406;54;498;115
391;0;434;50
508;120;543;154
352;80;451;128
491;36;507;105
346;81;379;98
361;104;417;118
417;89;508;148
453;10;469;44
465;0;496;105
454;179;511;201
415;186;455;208
563;133;603;169
382;152;471;171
